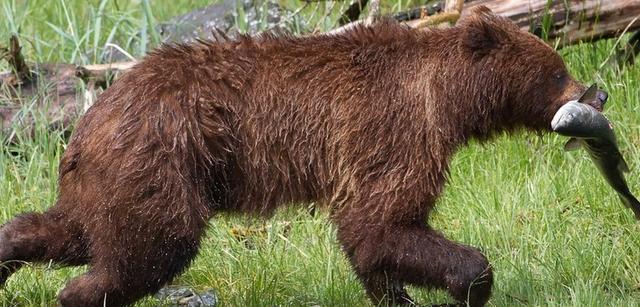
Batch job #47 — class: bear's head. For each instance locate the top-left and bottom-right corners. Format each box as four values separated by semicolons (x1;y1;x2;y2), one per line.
457;6;607;132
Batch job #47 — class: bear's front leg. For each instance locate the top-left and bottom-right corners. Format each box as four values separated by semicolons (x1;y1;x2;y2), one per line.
335;209;493;306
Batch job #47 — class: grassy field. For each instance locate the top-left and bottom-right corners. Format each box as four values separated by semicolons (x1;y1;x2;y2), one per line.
1;1;640;306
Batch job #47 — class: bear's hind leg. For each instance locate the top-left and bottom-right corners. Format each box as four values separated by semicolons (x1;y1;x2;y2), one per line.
58;239;202;307
57;206;208;306
0;210;88;286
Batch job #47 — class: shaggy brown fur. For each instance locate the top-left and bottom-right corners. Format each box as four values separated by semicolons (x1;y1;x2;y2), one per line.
0;6;605;307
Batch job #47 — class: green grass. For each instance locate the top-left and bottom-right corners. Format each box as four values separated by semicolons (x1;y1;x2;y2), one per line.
1;1;640;306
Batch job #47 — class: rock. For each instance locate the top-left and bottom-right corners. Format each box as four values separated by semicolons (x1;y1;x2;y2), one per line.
155;285;218;307
157;0;282;43
85;0;284;63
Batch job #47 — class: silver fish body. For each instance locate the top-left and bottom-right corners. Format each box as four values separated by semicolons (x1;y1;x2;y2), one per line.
552;101;640;219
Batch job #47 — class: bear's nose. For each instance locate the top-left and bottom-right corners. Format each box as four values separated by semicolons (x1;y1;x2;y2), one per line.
596;90;608;104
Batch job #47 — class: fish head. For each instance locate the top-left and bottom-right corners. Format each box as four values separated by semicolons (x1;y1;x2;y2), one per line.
533;81;609;132
550;99;614;139
550;100;579;132
549;100;600;136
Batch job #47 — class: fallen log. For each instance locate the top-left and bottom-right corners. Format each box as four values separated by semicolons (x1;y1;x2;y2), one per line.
0;36;31;84
77;61;137;88
455;0;640;48
0;36;137;143
329;0;640;46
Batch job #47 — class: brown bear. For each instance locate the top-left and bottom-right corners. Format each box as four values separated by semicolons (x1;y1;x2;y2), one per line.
0;6;607;307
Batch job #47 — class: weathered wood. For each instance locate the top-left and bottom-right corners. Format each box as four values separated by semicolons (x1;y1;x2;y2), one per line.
459;0;640;47
0;62;87;142
406;0;464;28
445;0;465;12
331;0;640;46
77;61;137;88
366;0;382;25
0;35;130;142
0;35;31;86
392;4;444;21
328;3;446;35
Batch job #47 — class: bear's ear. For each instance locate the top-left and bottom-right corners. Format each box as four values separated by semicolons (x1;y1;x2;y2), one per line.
458;6;511;58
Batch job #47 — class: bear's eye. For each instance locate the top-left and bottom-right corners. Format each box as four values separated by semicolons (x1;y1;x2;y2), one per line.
553;72;566;81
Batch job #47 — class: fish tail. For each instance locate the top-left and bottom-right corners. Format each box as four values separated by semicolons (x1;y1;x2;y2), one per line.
619;193;640;220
